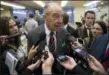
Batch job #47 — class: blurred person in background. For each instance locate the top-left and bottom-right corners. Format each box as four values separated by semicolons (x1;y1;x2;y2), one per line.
90;33;109;72
63;12;79;38
35;11;44;26
84;21;107;48
13;16;21;28
75;22;82;37
19;18;27;35
0;16;27;74
25;14;38;34
78;10;95;39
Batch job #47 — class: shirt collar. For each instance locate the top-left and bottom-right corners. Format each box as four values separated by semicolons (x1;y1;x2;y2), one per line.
64;24;68;29
44;24;56;36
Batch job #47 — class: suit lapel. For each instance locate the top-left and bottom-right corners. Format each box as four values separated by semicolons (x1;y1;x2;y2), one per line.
56;29;65;54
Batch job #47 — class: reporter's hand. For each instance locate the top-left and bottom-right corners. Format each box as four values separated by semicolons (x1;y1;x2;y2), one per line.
87;55;106;74
58;56;77;70
27;45;38;60
71;38;83;50
42;51;54;73
27;60;41;71
0;35;8;45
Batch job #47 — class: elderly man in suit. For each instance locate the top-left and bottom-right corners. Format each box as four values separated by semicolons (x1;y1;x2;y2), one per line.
27;2;74;74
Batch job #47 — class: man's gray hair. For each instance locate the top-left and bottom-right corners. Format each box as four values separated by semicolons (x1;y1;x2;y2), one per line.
43;2;60;15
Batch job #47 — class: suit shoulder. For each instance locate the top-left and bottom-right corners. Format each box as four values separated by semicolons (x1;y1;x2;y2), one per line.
68;25;75;29
28;25;44;34
27;25;44;38
97;34;109;39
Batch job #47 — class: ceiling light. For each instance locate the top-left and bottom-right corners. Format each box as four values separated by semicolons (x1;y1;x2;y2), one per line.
67;10;72;15
61;1;68;7
13;11;26;14
33;1;45;7
1;1;25;9
101;2;104;5
83;1;100;7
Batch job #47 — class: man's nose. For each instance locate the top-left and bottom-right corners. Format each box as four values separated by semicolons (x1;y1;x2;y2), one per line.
57;17;62;23
93;29;96;33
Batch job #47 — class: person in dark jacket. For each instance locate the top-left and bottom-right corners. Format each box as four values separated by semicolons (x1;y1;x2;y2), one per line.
63;12;79;38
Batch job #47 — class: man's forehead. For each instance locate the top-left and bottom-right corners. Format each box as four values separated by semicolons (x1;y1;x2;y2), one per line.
47;7;63;14
86;13;95;16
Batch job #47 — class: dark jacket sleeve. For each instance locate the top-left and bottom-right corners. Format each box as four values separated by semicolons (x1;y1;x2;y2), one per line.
71;65;86;74
22;68;33;75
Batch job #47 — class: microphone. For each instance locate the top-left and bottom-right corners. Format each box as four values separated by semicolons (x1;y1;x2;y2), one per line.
7;32;21;39
67;36;76;43
66;32;76;42
33;32;46;61
66;33;89;60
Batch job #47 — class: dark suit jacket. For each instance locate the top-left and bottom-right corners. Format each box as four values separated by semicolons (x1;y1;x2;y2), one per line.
78;25;92;39
27;25;74;74
90;34;109;61
66;25;79;38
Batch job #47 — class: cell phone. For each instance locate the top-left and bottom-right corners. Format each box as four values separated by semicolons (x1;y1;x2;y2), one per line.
57;55;68;62
75;48;89;59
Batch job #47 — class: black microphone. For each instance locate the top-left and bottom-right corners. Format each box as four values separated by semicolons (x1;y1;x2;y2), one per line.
7;32;21;39
67;36;76;43
66;33;89;60
66;32;76;43
33;32;46;62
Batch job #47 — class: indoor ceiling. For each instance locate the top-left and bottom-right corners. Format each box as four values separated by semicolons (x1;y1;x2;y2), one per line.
1;0;87;10
1;0;108;10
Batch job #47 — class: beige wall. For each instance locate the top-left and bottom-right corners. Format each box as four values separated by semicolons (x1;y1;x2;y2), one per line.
72;7;85;28
74;7;85;22
1;8;11;17
96;4;109;21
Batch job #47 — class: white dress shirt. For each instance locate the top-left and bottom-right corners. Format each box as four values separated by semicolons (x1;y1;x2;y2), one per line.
64;24;68;29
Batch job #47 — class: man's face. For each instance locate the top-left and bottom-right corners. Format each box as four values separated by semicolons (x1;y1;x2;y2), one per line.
92;23;103;37
9;19;18;35
44;7;63;31
85;13;95;26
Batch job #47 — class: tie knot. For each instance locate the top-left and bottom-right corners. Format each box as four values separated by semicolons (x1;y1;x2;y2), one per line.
50;32;54;36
